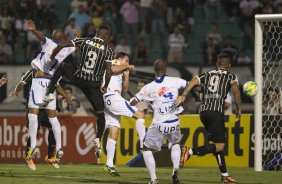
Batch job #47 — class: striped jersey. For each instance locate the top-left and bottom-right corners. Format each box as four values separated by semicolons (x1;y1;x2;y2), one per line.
71;37;114;82
134;75;187;124
196;69;238;114
31;37;75;76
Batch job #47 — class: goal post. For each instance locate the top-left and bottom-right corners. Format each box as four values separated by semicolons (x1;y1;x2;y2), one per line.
254;14;282;171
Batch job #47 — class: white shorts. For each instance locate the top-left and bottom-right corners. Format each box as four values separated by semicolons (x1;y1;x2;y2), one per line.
105;109;120;128
103;93;137;117
28;77;56;110
144;119;181;151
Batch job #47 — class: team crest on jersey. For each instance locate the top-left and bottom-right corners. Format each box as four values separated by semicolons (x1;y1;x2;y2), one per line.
158;87;167;96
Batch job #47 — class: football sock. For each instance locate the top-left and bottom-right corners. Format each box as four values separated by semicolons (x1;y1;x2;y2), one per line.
96;112;105;140
192;144;216;156
106;139;116;167
28;113;38;149
136;118;146;149
48;117;61;151
215;152;228;174
48;130;56;158
171;144;181;171
26;137;31;156
143;150;157;181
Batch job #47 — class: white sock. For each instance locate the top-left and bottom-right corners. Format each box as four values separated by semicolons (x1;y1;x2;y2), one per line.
48;117;61;151
136;118;146;149
189;148;193;155
106;139;116;167
143;150;157;181
28;113;38;149
222;173;229;177
171;144;181;171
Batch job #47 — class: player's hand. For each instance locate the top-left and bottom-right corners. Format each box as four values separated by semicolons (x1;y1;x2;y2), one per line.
127;64;135;71
0;75;7;87
26;20;36;31
123;69;129;76
101;86;107;94
235;110;241;120
173;95;186;107
73;29;81;38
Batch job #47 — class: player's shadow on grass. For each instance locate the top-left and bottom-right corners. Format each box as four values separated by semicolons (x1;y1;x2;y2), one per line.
80;178;143;184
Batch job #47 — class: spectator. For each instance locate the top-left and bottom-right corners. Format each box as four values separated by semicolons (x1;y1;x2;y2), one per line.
91;11;103;28
64;18;77;40
220;36;238;64
0;35;13;63
140;0;153;33
114;36;131;56
202;38;217;65
70;0;87;11
134;38;150;64
203;0;220;20
120;0;140;47
206;23;222;45
237;50;251;64
167;26;186;63
263;87;282;115
102;2;117;33
58;86;87;116
68;4;91;31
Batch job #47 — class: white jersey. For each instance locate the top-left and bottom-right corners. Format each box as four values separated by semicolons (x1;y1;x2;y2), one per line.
134;75;187;124
104;59;123;94
31;37;75;76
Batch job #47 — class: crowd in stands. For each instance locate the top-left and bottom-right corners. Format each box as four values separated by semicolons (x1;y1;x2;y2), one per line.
1;0;282;65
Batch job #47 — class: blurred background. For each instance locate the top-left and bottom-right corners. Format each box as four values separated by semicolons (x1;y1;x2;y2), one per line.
0;0;280;115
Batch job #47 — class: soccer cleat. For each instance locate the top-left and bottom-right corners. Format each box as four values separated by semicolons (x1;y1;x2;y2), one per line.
45;155;60;169
103;165;120;176
42;94;54;107
53;149;64;163
180;146;191;168
172;170;180;184
148;179;159;184
221;175;237;183
25;147;40;160
93;138;102;158
25;159;36;171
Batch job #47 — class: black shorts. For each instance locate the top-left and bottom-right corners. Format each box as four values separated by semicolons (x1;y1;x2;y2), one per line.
73;77;104;112
200;111;225;143
26;109;52;129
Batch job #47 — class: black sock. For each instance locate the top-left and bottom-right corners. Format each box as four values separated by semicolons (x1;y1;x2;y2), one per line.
192;144;216;156
26;137;31;156
48;130;56;158
46;64;63;95
215;152;227;174
96;112;105;140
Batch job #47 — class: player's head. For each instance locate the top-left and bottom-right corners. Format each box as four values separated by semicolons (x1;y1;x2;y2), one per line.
52;29;65;43
115;52;129;65
64;86;73;98
95;25;111;42
216;53;231;71
154;58;167;76
137;81;146;90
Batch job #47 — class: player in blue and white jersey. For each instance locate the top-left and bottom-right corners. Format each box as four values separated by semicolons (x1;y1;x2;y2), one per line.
130;59;187;184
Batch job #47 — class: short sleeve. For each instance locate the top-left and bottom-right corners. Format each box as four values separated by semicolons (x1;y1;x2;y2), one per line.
71;38;85;48
230;73;238;85
195;73;206;84
105;47;114;62
41;37;52;50
225;92;232;103
176;78;187;89
134;85;149;102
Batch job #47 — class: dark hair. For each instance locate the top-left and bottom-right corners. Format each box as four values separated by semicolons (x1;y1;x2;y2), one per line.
97;25;111;35
154;58;167;73
64;87;73;93
138;81;146;85
114;52;129;59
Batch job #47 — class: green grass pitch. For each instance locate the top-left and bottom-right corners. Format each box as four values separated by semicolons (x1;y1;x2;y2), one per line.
0;164;281;184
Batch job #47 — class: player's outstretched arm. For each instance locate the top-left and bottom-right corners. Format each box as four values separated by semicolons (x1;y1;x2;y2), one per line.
50;40;74;60
175;76;199;106
26;20;46;43
10;69;34;96
111;63;134;74
231;81;241;120
101;61;113;93
122;70;129;92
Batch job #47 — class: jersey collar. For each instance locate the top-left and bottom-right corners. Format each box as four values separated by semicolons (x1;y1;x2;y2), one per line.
154;75;167;83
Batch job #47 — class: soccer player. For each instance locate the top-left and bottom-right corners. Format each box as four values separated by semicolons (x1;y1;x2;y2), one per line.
46;25;133;158
131;59;187;184
0;75;7;87
10;69;71;170
103;52;144;176
25;20;75;163
176;53;241;183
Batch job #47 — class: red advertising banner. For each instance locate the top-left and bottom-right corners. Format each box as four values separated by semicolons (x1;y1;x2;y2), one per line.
0;116;98;164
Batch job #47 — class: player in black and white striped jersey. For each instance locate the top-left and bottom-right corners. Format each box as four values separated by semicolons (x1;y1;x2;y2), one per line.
47;25;133;158
175;53;241;183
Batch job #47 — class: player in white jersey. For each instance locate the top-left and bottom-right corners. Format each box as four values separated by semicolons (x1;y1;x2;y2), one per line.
130;59;187;184
103;52;144;176
25;20;76;164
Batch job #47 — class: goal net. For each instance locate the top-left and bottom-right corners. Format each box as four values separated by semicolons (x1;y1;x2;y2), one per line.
255;14;282;171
